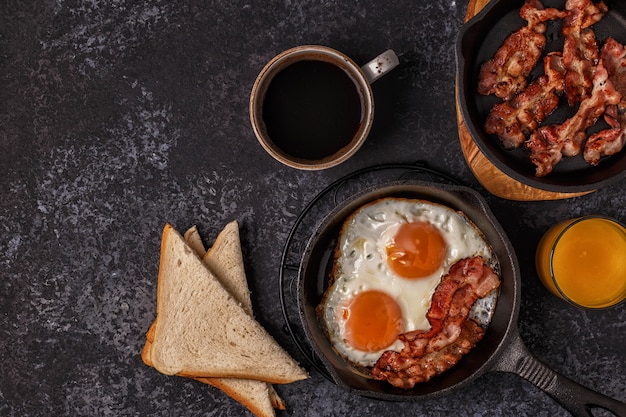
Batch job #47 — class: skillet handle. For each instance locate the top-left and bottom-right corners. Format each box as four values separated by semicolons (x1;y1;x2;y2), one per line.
492;330;626;417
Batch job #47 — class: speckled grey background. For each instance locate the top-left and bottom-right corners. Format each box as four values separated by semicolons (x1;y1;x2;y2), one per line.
1;0;625;416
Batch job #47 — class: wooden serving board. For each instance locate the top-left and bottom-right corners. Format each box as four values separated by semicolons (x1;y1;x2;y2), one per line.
455;0;593;201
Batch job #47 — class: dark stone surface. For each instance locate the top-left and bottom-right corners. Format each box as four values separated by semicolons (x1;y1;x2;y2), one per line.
1;1;624;416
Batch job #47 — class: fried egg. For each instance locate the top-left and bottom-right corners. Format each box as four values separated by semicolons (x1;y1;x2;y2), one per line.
321;198;495;367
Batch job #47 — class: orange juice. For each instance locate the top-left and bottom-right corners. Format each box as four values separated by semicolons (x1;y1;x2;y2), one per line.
535;216;626;309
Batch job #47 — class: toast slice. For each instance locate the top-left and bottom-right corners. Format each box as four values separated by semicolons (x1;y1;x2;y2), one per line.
142;222;286;417
147;223;308;383
183;225;207;259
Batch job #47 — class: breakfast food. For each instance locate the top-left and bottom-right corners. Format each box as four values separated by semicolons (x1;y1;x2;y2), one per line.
371;256;500;388
148;223;307;381
583;38;626;165
485;52;566;150
142;222;308;417
561;0;607;106
478;0;626;177
143;222;286;417
317;198;500;388
477;0;566;101
526;59;620;176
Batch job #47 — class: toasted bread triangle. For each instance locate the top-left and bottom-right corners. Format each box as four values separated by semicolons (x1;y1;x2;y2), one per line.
143;222;286;417
149;223;308;384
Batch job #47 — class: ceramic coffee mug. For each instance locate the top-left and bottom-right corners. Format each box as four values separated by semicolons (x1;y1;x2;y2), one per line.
250;45;399;170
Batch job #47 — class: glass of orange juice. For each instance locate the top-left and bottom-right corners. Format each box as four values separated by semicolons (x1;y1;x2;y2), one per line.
535;215;626;309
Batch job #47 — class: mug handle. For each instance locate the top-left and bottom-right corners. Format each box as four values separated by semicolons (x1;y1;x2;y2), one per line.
360;50;399;83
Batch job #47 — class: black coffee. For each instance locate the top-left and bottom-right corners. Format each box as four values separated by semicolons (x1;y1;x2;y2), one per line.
262;60;363;160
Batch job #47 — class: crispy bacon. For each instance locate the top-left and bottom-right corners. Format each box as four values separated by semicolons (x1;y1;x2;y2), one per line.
477;0;566;101
371;257;500;389
584;38;626;165
525;130;564;178
477;26;545;100
584;106;626;165
562;29;600;106
520;0;568;28
485;53;565;149
526;59;622;176
372;321;484;389
601;37;626;103
563;0;608;30
561;0;607;106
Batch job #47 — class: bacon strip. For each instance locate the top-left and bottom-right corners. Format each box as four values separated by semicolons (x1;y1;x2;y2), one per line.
485;53;565;149
563;0;608;31
584;38;626;165
601;37;626;102
371;257;500;389
477;0;566;101
561;0;607;106
372;321;484;389
526;59;622;176
584;106;626;165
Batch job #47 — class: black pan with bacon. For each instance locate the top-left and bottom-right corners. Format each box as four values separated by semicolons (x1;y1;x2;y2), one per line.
457;0;626;192
478;0;626;178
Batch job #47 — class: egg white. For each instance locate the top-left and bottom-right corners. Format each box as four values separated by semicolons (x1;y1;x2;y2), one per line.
322;198;495;367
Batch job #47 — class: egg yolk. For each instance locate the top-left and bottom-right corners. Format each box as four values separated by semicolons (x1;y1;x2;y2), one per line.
386;221;447;279
343;290;403;352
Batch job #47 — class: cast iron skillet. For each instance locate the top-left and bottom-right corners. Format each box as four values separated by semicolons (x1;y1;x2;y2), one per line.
297;181;626;417
456;0;626;192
